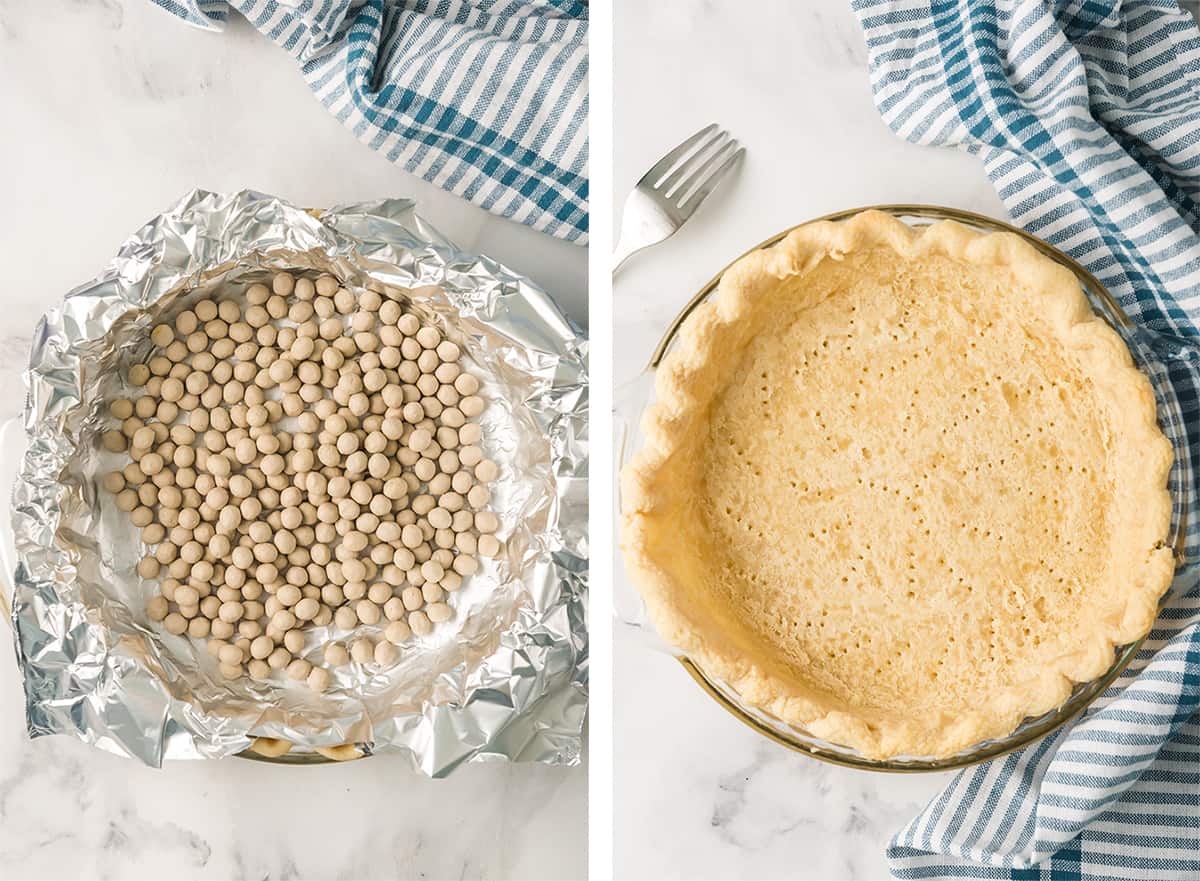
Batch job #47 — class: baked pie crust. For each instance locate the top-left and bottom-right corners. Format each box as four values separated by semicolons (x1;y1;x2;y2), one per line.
621;210;1174;759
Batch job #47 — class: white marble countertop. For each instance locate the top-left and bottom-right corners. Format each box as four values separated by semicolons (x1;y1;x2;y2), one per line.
0;2;586;879
613;1;1005;878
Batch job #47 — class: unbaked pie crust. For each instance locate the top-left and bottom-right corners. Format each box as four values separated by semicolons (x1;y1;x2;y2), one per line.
621;210;1174;759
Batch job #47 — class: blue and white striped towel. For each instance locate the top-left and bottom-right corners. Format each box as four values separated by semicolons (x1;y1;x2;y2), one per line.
853;1;1200;878
152;0;589;243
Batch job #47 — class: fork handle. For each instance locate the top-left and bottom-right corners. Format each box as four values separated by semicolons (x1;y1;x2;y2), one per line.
611;235;644;276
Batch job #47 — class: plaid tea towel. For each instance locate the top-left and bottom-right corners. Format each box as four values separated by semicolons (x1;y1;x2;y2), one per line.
852;1;1200;878
152;0;589;243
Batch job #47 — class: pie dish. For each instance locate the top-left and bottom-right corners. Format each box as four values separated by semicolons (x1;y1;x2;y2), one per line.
10;191;588;772
621;209;1175;760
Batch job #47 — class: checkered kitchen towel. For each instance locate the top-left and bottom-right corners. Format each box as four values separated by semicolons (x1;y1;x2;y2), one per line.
853;1;1200;879
153;0;588;243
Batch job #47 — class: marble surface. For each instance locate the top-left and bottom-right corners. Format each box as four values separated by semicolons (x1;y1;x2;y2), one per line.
0;2;586;879
611;1;1001;879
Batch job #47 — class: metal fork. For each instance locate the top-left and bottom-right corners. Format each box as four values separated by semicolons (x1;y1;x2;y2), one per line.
613;124;745;274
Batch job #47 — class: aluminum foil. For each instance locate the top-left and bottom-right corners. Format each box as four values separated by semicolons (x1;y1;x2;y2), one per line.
8;189;588;773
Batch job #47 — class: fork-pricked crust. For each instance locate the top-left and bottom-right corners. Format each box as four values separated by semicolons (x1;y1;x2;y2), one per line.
620;210;1174;760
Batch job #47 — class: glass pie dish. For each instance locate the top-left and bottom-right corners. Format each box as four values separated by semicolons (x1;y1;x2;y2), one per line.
3;192;588;771
615;203;1192;772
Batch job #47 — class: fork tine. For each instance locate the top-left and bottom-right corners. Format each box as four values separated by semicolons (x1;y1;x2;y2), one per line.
667;139;739;202
657;131;729;197
678;146;745;215
639;123;719;188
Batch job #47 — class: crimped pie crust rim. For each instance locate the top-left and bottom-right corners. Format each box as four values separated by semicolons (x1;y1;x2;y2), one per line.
620;209;1175;760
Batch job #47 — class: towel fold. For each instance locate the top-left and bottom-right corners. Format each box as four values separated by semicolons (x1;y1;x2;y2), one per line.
852;1;1200;878
154;0;589;243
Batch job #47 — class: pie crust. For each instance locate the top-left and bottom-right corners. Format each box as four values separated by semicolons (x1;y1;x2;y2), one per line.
621;210;1174;759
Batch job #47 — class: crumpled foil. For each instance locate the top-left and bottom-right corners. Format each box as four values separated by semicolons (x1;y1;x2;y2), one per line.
9;189;588;773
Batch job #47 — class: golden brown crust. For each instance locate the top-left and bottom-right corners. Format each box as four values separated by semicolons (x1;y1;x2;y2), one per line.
620;210;1173;759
